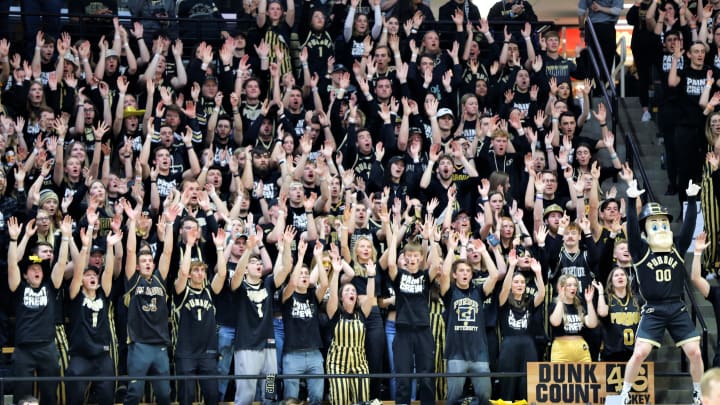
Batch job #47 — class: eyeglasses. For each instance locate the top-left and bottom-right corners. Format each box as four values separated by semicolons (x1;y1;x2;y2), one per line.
36;216;50;222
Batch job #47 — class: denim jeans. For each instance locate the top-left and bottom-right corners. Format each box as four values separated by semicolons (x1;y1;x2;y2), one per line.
125;342;171;405
273;318;284;373
216;325;235;400
282;350;324;405
446;360;491;404
385;320;397;399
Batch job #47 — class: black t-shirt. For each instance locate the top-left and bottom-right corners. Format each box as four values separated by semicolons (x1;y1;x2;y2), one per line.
392;268;431;327
676;65;713;126
68;289;112;357
147;171;183;200
442;284;488;361
13;279;58;346
549;301;585;337
282;288;323;352
499;297;536;338
345;261;381;298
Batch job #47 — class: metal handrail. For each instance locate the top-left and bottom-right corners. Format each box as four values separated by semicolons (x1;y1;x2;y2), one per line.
582;18;618;135
614;36;627;98
685;281;710;369
584;17;618;97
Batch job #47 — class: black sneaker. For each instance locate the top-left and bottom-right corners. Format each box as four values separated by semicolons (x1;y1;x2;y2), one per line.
115;385;127;403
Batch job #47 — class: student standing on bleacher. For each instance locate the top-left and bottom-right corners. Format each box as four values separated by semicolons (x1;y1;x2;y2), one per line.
7;216;70;405
65;207;121;405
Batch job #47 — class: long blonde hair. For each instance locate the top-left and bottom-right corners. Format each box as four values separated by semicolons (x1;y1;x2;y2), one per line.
351;236;377;278
557;274;584;322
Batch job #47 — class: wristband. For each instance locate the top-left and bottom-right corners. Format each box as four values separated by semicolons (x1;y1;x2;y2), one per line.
258;245;266;249
694;252;702;256
10;238;17;242
600;122;607;127
62;237;70;242
610;153;618;160
217;247;224;251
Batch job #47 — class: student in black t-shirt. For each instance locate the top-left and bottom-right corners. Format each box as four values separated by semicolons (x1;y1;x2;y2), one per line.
548;274;598;362
280;241;329;404
439;234;500;404
497;248;546;401
387;219;441;405
8;215;70;405
173;228;227;405
230;227;294;405
123;201;180;405
65;210;121;405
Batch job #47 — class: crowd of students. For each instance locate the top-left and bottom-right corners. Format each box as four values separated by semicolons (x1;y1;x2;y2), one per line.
1;0;719;404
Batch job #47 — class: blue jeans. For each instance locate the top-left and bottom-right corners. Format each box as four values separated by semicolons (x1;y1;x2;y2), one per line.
274;318;284;373
125;342;171;405
446;360;491;404
216;325;235;400
282;350;324;405
385;320;397;400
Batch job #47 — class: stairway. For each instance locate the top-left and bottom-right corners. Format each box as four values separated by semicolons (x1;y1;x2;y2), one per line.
604;96;716;405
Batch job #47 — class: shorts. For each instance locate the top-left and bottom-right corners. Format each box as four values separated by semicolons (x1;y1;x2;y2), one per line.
636;301;700;347
550;337;591;362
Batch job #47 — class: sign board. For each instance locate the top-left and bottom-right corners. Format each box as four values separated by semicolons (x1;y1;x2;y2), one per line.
527;362;654;405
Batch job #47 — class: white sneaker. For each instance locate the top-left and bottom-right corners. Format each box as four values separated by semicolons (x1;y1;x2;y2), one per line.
619;392;630;405
641;111;652;122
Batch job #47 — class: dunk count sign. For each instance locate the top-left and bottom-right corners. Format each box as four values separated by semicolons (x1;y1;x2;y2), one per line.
527;362;654;405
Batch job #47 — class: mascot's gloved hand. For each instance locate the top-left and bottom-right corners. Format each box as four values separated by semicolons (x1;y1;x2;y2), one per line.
686;180;700;197
626;180;645;199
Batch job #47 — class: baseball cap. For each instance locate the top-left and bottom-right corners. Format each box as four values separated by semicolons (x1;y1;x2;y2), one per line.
437;108;454;118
